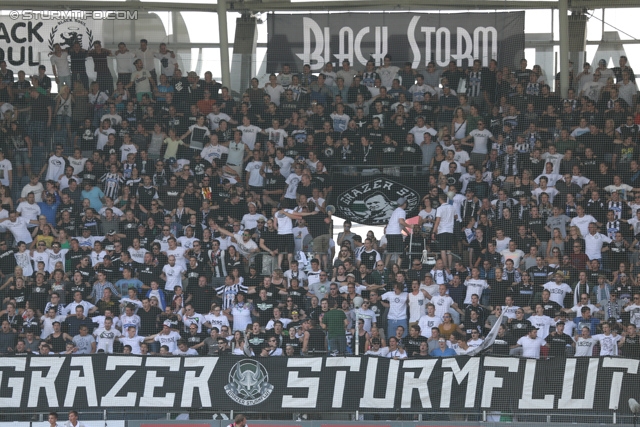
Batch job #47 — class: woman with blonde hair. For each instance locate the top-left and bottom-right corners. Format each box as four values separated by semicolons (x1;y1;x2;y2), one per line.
451;107;467;140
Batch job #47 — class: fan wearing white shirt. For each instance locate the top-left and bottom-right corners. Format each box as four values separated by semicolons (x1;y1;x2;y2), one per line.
543;273;573;308
570;205;598;237
432;193;457;269
162;255;186;293
584;222;612;261
93;317;122;353
527;304;556;340
516;326;547;359
592;323;621;356
464;268;489;305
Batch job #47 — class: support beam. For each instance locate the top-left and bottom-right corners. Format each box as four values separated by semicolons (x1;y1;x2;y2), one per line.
559;0;569;97
218;0;231;89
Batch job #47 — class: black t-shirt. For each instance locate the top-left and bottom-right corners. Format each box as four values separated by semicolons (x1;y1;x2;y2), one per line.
492;332;516;356
260;229;278;252
247;330;268;353
253;297;278;326
138;306;162;336
0;249;17;275
138;263;163;287
405;335;427;356
306;212;329;238
545;332;573;357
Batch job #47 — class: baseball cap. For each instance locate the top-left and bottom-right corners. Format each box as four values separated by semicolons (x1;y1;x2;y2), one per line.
291;311;299;315
346;273;355;278
396;197;407;206
599;59;607;65
107;229;116;236
556;321;565;326
163;320;172;327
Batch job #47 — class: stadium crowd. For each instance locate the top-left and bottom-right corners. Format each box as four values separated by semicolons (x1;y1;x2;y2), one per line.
0;36;638;360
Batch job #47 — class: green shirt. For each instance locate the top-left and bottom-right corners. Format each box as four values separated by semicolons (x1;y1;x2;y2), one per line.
322;309;347;339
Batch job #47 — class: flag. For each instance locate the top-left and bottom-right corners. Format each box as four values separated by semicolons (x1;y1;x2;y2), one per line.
467;308;506;356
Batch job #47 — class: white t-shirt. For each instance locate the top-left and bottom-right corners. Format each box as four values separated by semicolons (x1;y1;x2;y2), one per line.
93;326;122;353
276;209;295;235
119;335;145;354
431;294;454;319
204;313;230;330
173;348;199;356
0;159;12;186
166;247;187;269
500;249;524;269
265;128;288;147
574;336;597;356
265;84;286;106
2;218;32;244
45;155;66;181
435;204;455;234
162;264;185;291
464;279;489;304
531;187;559;204
517;335;546;358
50;52;71;77
237;125;261;150
114;51;135;74
408;291;427;322
275;156;295;178
593;333;621;356
231;234;258;258
418;315;443;338
570;215;598;237
527;315;556;340
207;112;232;131
16;201;40;224
381;291;408;320
584;232;612;260
469;129;494;154
542;281;573;307
245;161;264;187
154;331;181;353
284;173;301;199
387;207;406;235
131;69;152;94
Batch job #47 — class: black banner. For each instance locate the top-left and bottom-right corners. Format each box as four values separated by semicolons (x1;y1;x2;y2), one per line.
1;355;638;413
327;174;422;226
267;12;525;74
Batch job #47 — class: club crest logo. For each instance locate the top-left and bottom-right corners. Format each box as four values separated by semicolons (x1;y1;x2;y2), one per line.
224;359;274;405
48;19;94;51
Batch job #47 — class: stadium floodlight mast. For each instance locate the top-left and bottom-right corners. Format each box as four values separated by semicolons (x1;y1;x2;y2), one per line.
353;295;364;355
630;398;640;427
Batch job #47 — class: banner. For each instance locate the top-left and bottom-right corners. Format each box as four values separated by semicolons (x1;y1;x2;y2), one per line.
0;16;103;75
327;175;422;226
267;12;525;73
1;355;638;413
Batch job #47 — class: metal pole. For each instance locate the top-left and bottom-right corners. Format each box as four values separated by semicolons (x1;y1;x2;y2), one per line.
217;0;231;88
559;0;570;97
355;311;360;355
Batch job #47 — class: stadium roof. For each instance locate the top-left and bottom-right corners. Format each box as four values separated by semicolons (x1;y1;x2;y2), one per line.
3;0;639;13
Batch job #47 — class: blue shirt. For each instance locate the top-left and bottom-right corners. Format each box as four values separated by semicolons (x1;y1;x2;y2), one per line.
37;200;59;225
430;347;457;357
82;187;105;211
574;316;600;336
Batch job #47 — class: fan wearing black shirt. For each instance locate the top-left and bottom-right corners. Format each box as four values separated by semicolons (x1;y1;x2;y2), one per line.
405;324;428;356
544;322;573;357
